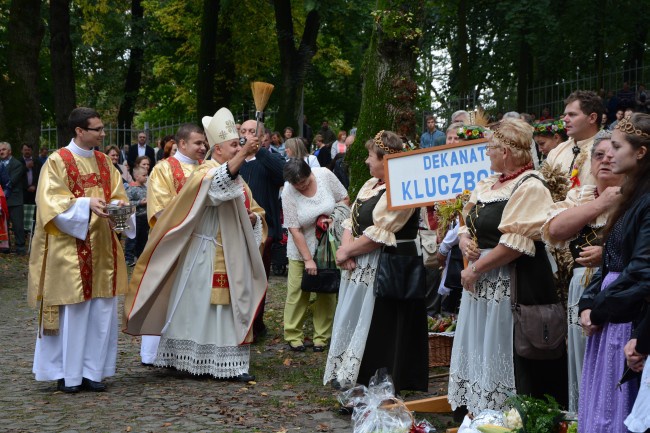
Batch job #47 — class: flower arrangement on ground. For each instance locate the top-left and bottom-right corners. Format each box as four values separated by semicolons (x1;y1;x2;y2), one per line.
475;394;577;433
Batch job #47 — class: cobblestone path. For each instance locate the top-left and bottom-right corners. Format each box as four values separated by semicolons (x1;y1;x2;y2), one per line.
0;254;450;433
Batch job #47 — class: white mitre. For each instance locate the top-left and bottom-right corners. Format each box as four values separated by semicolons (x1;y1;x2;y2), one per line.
202;107;239;147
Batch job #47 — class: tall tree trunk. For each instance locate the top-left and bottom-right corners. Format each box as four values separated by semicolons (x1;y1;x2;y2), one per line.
346;0;425;199
623;17;647;82
213;8;234;113
273;0;320;133
196;0;220;120
516;38;532;113
0;0;44;154
50;0;76;147
593;0;606;91
456;0;469;105
117;0;145;140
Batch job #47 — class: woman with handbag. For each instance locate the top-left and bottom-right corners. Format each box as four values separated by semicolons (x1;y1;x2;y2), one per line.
578;113;650;433
541;130;624;414
448;118;567;418
281;158;348;352
324;130;429;394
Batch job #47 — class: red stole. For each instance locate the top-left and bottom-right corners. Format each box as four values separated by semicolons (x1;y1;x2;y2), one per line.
59;148;118;298
166;156;188;193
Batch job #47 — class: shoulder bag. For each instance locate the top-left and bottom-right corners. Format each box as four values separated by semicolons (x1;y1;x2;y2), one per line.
509;174;566;360
510;261;567;360
420;229;439;269
301;229;340;294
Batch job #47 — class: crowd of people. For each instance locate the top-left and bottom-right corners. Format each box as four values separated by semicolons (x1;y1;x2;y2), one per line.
2;85;648;433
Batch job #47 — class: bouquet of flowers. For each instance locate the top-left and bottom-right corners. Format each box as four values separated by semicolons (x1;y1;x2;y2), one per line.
457;125;487;140
475;395;576;433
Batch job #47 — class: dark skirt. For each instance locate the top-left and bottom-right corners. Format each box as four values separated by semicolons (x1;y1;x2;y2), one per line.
357;297;429;393
514;351;568;408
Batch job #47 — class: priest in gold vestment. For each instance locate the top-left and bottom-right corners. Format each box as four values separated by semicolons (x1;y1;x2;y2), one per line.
28;108;133;393
138;123;206;365
125;108;267;381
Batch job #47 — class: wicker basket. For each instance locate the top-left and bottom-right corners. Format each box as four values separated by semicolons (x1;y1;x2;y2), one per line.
428;332;454;367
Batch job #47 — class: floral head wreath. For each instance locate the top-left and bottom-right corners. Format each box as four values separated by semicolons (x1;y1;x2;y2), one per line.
456;125;486;140
616;116;650;138
492;126;530;151
533;119;566;137
374;130;406;154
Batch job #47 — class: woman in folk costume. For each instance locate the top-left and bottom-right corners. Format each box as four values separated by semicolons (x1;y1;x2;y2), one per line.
28;107;133;393
124;108;267;382
448;118;567;418
578;114;650;433
323;130;428;394
542;130;624;413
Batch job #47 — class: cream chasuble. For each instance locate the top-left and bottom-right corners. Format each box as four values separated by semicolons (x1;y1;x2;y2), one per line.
125;161;267;341
27;141;128;333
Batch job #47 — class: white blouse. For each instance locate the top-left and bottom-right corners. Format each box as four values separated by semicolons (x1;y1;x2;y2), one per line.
282;168;348;260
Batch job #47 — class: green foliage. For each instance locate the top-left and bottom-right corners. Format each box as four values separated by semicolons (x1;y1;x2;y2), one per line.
507;394;564;433
1;0;647;146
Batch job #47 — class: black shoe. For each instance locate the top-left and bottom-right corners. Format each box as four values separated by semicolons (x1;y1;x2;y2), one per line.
288;344;306;352
81;377;107;392
253;326;268;343
57;379;80;393
313;345;326;352
231;373;255;382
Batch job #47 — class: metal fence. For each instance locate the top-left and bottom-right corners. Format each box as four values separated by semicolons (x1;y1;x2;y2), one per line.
525;63;650;118
40;107;279;151
40;117;195;151
420;64;650;131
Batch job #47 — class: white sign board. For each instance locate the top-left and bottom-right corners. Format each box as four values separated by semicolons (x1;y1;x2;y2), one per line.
384;138;492;210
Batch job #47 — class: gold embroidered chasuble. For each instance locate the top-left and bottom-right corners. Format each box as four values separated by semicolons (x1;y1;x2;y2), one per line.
147;157;200;226
27;148;128;333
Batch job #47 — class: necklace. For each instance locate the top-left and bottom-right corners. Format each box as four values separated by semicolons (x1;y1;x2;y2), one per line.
499;162;533;182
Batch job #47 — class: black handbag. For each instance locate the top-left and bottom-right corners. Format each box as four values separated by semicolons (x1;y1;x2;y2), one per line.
301;231;340;294
373;241;426;300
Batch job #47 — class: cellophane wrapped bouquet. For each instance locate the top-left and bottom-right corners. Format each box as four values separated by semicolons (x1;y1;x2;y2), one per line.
339;369;436;433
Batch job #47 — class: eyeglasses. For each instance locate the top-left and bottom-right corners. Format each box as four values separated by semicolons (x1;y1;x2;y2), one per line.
83;126;105;132
484;144;501;151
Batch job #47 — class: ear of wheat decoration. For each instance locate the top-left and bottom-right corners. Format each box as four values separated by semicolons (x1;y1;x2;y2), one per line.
469;107;490;127
251;81;274;137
